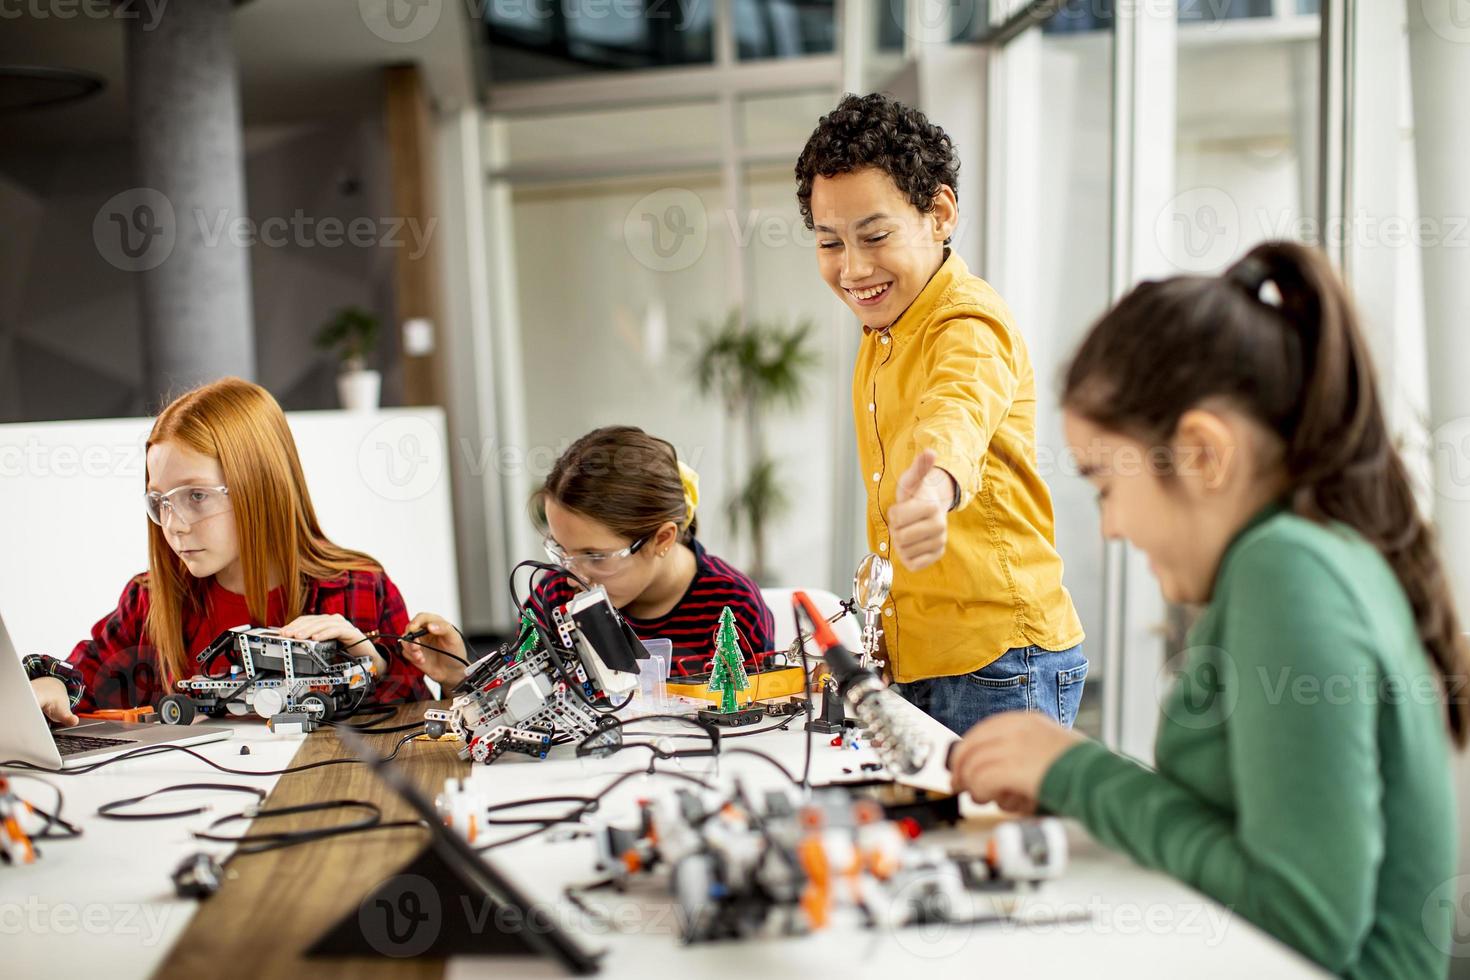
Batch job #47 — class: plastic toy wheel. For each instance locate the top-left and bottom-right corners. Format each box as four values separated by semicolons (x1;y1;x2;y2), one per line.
340;685;369;717
157;695;197;726
300;692;336;723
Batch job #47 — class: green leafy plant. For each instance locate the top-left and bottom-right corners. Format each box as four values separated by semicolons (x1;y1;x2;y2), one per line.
691;311;818;582
315;306;379;371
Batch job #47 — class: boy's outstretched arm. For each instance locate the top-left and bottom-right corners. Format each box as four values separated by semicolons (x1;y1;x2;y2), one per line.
886;313;1020;571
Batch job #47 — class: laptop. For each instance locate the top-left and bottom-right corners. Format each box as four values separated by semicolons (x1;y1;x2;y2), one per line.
0;609;232;770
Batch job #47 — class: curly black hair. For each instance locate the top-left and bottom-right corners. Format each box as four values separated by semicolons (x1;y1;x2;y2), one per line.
794;93;960;232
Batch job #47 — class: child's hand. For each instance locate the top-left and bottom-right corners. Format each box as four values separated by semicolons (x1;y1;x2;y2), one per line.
887;449;955;571
279;614;384;676
948;711;1083;809
403;612;469;688
31;676;78;727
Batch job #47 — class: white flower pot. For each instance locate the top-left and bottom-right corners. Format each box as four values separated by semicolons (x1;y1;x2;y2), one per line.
337;369;381;411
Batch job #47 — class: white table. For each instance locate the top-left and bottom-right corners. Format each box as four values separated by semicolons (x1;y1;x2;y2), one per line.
0;721;302;975
1;715;1326;980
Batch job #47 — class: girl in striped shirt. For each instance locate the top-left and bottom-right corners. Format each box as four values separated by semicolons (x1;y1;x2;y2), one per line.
407;426;775;683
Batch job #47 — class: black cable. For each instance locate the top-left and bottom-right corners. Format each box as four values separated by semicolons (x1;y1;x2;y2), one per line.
382;632;472;668
508;560;635;716
473;767;715;853
4;773;81;840
225;819;427;861
322;714;428;735
0;727;425;777
194;799;382;844
98;783;268;821
793;598;816;790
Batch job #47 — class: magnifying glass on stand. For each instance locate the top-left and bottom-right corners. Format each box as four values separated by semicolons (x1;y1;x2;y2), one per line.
851;553;893;672
803;552;892;735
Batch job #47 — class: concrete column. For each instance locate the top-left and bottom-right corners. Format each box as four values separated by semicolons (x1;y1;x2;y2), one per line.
126;0;255;401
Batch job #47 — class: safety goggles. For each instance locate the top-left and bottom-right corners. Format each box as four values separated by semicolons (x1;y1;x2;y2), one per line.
542;535;649;573
144;485;232;527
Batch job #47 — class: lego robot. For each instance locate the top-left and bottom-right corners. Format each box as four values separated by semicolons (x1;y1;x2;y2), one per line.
432;777;1068;943
423;586;644;765
156;626;377;733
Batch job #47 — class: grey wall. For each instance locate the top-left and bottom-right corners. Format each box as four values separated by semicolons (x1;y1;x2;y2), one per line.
0;116;401;422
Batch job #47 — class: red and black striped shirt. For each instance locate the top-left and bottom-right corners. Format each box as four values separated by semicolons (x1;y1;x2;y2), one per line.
532;540;775;677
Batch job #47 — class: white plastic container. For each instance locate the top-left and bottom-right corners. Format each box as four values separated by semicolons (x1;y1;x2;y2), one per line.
636;638;672;710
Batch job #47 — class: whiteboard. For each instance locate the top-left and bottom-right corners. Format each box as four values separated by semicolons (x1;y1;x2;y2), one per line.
0;408;461;662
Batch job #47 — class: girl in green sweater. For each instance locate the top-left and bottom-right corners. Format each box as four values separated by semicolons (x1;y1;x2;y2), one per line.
949;240;1466;978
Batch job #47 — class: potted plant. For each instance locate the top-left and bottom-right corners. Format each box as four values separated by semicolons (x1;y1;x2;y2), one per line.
691;311;818;583
316;306;381;411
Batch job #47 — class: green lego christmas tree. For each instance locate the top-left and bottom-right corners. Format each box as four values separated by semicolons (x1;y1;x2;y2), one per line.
707;607;750;712
699;606;763;727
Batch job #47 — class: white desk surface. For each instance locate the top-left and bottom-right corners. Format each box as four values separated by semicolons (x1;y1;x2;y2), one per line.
0;721;302;976
2;716;1326;980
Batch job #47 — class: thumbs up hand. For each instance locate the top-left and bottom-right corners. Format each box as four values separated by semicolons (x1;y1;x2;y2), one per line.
885;449;956;572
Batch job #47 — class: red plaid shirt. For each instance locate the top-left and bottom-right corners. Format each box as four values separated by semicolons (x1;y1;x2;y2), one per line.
63;569;431;712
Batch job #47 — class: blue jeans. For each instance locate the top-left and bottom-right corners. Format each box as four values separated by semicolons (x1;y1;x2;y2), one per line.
893;645;1089;736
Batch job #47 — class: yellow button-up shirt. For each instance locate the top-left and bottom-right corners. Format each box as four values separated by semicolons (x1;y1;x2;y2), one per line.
853;250;1084;683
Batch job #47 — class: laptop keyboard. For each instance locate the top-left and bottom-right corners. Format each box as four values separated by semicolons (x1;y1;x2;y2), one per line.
53;733;135;757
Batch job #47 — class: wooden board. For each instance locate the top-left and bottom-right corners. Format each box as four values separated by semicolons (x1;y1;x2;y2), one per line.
155;703;467;980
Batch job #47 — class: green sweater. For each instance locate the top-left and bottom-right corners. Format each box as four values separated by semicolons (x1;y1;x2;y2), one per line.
1039;506;1457;978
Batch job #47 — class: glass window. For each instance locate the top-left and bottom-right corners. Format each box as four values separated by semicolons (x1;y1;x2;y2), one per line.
499;171;740;552
738;90;837;149
1167;8;1320;273
985;15;1113;739
490;102;723;168
484;0;715;81
735;0;837;60
876;0;906;51
741;164;849;586
1043;0;1276;33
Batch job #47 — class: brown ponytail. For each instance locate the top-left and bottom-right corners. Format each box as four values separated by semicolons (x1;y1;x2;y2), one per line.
533;426;697;546
1064;240;1470;747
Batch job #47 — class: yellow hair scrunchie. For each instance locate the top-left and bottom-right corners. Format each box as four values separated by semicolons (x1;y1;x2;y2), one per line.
677;461;700;530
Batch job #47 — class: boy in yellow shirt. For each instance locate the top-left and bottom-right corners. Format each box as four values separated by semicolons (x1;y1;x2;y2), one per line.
796;93;1086;735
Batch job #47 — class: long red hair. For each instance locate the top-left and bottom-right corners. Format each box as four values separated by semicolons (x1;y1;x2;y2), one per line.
143;378;379;683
